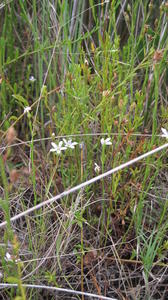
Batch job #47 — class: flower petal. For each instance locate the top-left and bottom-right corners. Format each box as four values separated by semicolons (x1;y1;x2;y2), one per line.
60;146;66;150
161;128;168;137
63;138;67;144
50;148;56;152
59;141;63;147
51;142;57;148
106;138;111;142
101;138;105;145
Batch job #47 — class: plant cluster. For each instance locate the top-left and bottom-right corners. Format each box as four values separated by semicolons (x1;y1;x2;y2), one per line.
0;1;168;299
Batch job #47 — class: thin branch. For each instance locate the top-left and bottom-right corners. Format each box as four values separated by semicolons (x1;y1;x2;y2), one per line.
0;132;164;152
0;283;117;300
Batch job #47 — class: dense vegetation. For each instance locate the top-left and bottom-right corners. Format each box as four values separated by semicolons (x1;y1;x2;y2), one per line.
0;1;168;299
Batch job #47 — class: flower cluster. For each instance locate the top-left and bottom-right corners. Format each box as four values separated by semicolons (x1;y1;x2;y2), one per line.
50;136;113;156
63;138;78;149
50;138;78;155
24;106;31;114
100;137;112;146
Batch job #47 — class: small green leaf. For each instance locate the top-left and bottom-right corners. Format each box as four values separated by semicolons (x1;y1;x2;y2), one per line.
12;94;28;106
7;276;19;284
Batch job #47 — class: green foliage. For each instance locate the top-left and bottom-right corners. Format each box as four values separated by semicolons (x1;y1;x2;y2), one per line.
0;1;167;299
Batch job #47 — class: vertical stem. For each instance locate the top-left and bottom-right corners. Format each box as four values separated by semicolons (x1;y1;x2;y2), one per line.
0;156;13;238
17;263;26;300
100;145;106;241
29;119;37;206
101;146;105;194
80;143;84;300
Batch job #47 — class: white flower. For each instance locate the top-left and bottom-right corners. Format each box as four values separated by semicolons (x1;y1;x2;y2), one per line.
100;137;112;146
5;252;12;262
94;163;101;173
63;138;78;149
52;133;55;137
24;106;31;114
5;252;20;263
29;75;36;82
84;58;89;66
161;128;168;139
50;141;67;154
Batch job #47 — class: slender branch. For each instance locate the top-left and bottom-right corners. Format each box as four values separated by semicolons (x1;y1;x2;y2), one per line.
0;132;164;152
0;283;117;300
